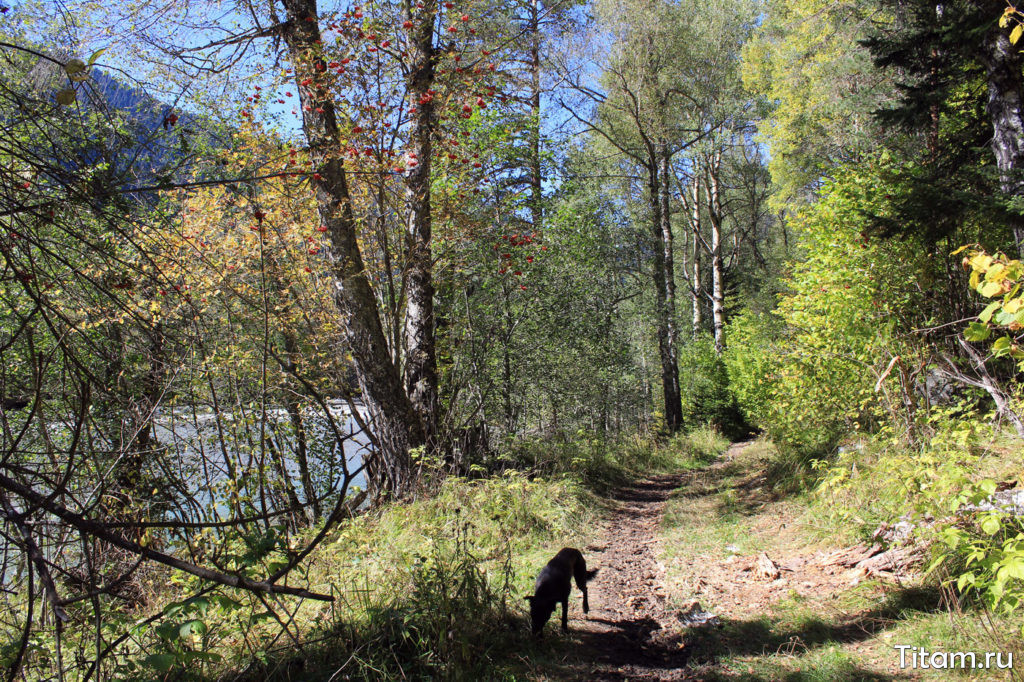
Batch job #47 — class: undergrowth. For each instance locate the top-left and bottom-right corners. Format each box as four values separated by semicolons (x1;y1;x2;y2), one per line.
810;402;1024;641
45;429;723;681
487;425;727;492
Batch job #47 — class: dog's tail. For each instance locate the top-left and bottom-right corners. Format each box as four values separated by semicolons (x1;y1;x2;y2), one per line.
585;568;598;582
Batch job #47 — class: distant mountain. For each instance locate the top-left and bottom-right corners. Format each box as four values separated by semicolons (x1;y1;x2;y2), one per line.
20;49;225;197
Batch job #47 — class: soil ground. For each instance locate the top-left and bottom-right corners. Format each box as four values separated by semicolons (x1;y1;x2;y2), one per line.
527;471;694;681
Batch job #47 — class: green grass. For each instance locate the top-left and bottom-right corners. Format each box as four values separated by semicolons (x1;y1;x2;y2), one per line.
226;470;602;681
494;425;731;493
683;425;734;464
231;429;733;680
658;432;1024;682
685;585;1023;681
45;430;726;682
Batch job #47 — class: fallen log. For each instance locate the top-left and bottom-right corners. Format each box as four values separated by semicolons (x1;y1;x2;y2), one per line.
820;543;883;568
856;545;926;576
820;541;925;579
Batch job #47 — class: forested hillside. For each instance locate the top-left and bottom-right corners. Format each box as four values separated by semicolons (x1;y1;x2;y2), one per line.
1;0;1023;678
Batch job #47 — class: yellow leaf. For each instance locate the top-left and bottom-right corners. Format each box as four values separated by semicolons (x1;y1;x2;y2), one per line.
981;281;1003;297
1011;24;1024;44
971;253;994;271
986;263;1007;281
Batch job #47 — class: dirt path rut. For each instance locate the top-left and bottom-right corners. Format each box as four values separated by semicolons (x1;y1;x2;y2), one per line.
564;473;694;681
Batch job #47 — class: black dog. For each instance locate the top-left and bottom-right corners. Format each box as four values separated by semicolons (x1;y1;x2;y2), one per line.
525;547;598;636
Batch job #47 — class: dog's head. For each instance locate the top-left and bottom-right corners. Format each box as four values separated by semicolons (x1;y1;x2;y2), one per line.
524;595;554;636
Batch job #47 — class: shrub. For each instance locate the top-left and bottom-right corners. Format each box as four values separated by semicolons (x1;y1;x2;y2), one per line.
678;335;749;439
813;404;1024;629
725;162;926;459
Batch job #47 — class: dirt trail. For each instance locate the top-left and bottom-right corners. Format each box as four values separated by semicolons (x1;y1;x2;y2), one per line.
542;440;856;681
555;471;701;680
534;440;938;681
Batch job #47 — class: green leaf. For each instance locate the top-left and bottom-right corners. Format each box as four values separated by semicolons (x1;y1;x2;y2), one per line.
965;322;990;341
179;619;207;638
155;621;180;641
981;515;1002;535
979;301;1001;323
184;596;211;614
143;654;177;673
87;48;107;66
925;554;947;575
995;309;1019;326
55;89;76;106
999;556;1024;580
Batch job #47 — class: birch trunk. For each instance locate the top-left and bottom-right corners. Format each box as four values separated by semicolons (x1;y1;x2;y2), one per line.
648;151;683;432
980;21;1024;256
402;0;440;446
707;151;725;354
690;172;702;339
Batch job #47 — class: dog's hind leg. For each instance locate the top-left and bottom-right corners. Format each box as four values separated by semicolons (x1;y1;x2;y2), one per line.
561;599;569;632
573;556;597;614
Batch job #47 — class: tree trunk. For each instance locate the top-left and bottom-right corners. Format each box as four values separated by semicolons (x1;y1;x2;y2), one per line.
502;295;516;432
659;142;680;386
280;0;423;496
648;153;683;432
690;172;702;339
529;0;543;230
980;21;1024;256
402;0;440;447
707;151;726;354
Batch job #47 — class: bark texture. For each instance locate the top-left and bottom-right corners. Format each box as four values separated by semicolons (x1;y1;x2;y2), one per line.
690;173;702;339
707;150;726;354
402;0;440;446
980;21;1024;256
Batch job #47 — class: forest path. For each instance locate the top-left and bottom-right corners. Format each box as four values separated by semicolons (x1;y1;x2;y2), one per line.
567;471;694;680
532;447;751;680
532;439;925;681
